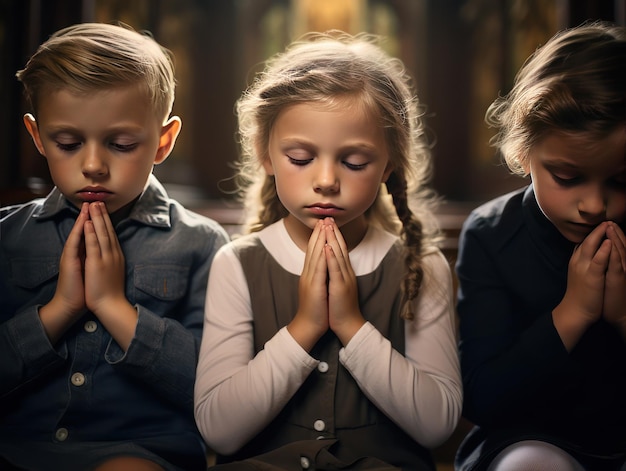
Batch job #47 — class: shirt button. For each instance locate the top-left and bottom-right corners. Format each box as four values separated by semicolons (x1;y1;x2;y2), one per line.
55;428;69;441
71;372;85;387
317;361;329;373
84;321;97;333
300;456;310;469
313;419;325;432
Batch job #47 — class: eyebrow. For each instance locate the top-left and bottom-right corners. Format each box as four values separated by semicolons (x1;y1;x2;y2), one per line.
541;159;581;169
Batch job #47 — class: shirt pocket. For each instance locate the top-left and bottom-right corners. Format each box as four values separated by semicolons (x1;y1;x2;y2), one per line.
133;264;189;303
11;258;59;289
8;258;59;310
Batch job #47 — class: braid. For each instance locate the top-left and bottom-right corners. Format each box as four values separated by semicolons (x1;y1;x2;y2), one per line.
386;170;425;320
247;176;288;233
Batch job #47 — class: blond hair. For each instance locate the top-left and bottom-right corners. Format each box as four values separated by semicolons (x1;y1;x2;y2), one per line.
235;31;440;319
17;22;176;123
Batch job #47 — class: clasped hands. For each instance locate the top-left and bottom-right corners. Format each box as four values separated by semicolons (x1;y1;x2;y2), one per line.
558;221;626;346
288;218;365;352
40;202;135;347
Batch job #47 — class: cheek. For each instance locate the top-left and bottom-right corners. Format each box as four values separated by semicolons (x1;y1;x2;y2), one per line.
609;193;626;222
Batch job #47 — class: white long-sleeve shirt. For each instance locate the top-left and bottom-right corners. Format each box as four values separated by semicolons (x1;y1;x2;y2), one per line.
194;220;462;455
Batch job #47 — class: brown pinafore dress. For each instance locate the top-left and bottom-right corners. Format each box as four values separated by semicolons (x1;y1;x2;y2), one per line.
213;234;435;471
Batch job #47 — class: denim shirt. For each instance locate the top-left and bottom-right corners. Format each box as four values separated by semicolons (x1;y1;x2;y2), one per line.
0;175;229;468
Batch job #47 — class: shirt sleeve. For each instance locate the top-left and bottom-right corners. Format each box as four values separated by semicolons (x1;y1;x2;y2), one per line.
194;244;318;455
339;250;462;448
0;306;67;398
456;216;569;427
105;225;228;409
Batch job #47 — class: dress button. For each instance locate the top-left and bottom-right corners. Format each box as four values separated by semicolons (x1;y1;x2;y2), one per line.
300;456;310;469
313;419;325;432
317;361;329;373
84;320;97;333
71;372;85;387
55;428;69;441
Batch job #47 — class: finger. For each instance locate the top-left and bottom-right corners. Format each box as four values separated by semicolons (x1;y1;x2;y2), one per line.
302;220;324;273
577;222;609;259
83;219;101;259
88;202;114;254
607;222;626;271
64;203;89;256
325;223;355;281
324;225;347;281
327;219;350;259
607;225;626;273
302;221;328;289
100;202;120;247
589;239;612;275
607;239;624;274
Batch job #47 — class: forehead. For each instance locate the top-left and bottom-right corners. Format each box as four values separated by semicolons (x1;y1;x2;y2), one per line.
272;99;381;139
35;86;163;133
36;85;156;125
36;83;155;116
535;127;626;172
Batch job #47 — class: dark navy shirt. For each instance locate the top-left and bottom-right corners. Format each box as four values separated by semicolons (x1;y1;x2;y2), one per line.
455;184;626;470
0;175;229;470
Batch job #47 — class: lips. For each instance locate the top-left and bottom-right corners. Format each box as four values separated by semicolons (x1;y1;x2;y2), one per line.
306;203;343;217
77;187;113;202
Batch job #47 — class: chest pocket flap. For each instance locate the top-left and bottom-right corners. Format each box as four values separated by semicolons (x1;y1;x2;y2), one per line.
11;258;59;289
134;264;188;301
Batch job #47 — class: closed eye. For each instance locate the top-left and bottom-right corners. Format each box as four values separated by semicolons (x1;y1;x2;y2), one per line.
344;161;368;171
56;142;81;152
551;172;581;186
286;155;312;166
111;142;138;152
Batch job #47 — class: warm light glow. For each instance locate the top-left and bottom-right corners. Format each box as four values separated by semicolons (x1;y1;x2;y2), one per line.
293;0;366;36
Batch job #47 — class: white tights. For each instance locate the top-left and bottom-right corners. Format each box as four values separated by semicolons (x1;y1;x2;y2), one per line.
487;440;585;471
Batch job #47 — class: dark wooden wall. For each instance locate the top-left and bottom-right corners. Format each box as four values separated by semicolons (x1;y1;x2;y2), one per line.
1;0;623;207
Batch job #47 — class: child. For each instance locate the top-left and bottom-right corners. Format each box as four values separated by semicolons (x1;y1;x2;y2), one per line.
455;22;626;471
0;23;229;471
194;31;462;470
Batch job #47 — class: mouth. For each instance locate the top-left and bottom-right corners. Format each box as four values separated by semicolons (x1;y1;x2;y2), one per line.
77;187;113;202
305;203;343;217
569;220;601;230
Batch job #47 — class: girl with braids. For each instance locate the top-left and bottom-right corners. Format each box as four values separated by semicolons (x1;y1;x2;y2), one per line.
194;31;462;470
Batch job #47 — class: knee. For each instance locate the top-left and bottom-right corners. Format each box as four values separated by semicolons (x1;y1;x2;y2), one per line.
487;440;584;471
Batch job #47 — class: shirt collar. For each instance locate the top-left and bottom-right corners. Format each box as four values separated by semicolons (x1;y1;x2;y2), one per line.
522;183;575;267
33;174;172;228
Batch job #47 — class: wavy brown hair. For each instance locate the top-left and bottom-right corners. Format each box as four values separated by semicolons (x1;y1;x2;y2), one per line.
234;31;441;319
486;21;626;175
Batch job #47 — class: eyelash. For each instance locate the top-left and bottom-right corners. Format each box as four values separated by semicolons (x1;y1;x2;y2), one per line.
287;156;311;166
552;173;626;188
286;156;368;171
56;142;80;152
552;174;580;186
55;142;137;153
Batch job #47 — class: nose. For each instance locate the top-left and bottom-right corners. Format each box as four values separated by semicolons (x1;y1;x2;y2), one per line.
81;145;108;178
313;161;339;193
578;185;606;219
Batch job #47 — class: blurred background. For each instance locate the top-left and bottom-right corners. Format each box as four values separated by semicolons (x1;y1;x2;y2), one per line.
2;0;624;214
1;1;624;469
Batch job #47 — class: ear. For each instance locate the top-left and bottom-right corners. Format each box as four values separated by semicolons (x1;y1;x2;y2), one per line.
261;157;274;176
154;116;182;165
23;113;46;156
257;143;274;176
382;163;393;183
521;159;532;177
